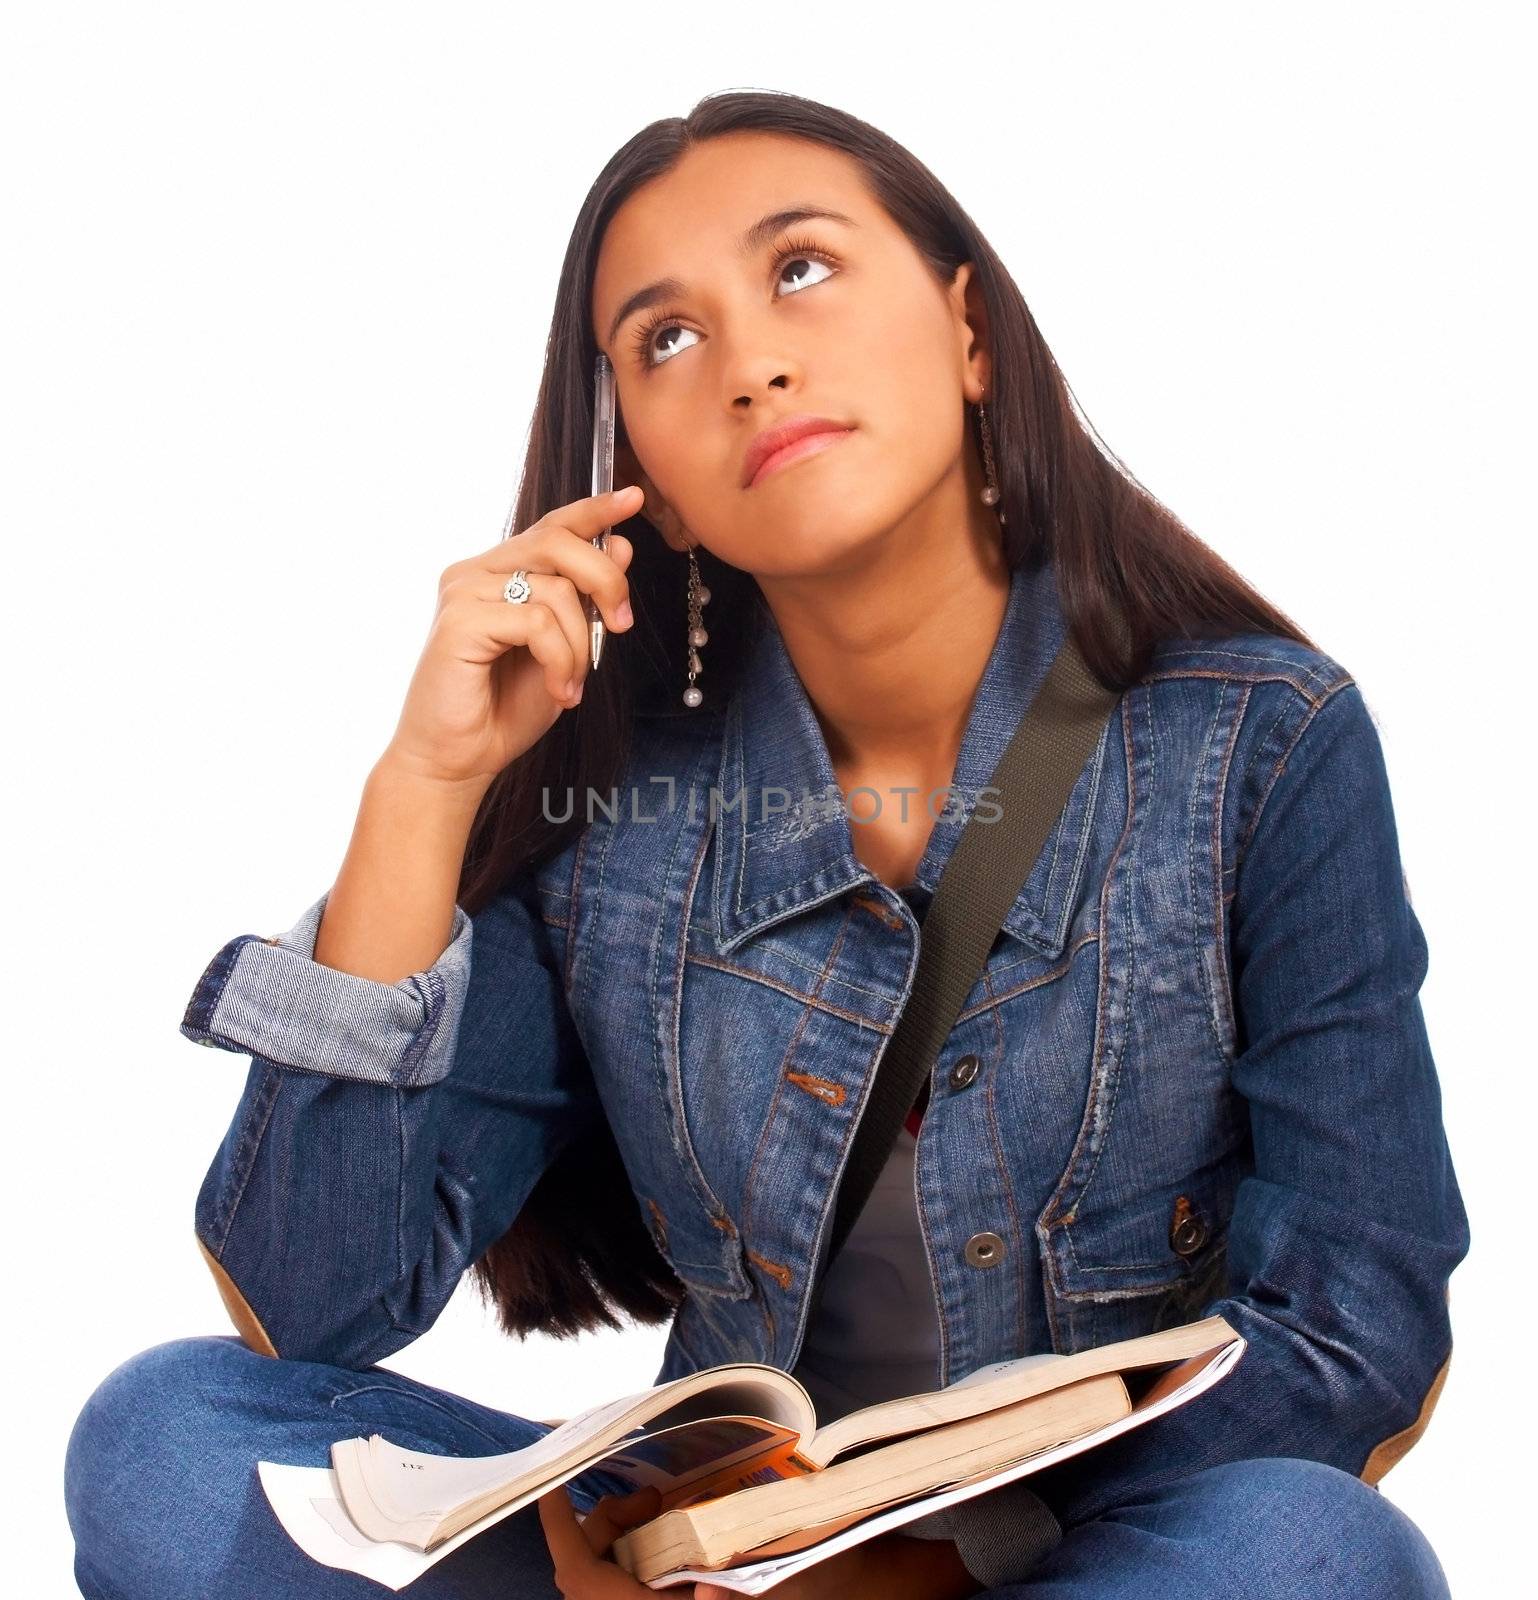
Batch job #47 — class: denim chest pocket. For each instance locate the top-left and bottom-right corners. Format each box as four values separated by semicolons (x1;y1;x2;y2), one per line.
1030;1190;1235;1350
583;1011;755;1305
567;896;755;1305
630;1155;754;1304
1036;1166;1238;1353
1041;1160;1237;1301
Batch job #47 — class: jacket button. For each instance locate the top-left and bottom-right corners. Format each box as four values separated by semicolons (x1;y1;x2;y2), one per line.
948;1054;981;1091
1169;1195;1209;1256
963;1231;1005;1269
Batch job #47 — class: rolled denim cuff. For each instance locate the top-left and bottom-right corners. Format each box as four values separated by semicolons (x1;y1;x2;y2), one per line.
903;1478;1063;1589
178;889;473;1088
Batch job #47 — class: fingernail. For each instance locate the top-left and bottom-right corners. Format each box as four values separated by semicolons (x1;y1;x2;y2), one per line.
616;600;633;627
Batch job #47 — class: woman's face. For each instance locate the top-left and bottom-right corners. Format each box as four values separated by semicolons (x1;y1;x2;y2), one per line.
591;131;990;580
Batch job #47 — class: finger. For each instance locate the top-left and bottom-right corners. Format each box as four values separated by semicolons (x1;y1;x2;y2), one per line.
579;1500;621;1557
557;483;644;539
507;485;644;549
537;1486;597;1574
603;532;636;571
482;532;632;597
478;571;591;700
491;505;639;634
580;1485;663;1556
445;586;580;703
488;530;634;637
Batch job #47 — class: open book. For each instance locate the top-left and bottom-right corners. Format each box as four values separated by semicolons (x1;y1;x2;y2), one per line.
257;1314;1244;1592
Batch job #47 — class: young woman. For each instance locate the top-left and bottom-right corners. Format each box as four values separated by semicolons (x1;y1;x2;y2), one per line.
64;90;1467;1599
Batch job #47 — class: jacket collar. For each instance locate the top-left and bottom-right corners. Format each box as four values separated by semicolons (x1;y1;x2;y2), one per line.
711;553;1110;959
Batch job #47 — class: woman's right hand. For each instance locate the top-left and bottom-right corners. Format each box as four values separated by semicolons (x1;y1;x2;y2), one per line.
381;484;643;788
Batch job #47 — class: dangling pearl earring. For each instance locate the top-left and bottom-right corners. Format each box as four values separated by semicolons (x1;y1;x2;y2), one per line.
977;396;1007;526
682;543;710;708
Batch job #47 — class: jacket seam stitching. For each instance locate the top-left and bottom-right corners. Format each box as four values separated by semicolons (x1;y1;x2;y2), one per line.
1235;678;1357;870
1183;681;1225;1062
208;1060;282;1255
740;903;858;1299
1142;666;1338;705
1050;695;1137;1216
980;970;1029;1351
659;758;748;1276
955;935;1097;1022
1062;694;1146;1236
568;827;595;1004
1200;681;1248;1060
710;932;900;997
684;953;900;1028
1038;695;1137;1348
1143;651;1339;698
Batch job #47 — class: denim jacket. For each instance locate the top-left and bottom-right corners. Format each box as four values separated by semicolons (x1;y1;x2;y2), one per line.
182;554;1469;1550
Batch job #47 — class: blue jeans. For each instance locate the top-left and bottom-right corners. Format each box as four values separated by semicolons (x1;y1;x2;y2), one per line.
64;1336;1451;1598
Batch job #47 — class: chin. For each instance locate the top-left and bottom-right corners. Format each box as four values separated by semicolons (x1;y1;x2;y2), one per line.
743;510;898;580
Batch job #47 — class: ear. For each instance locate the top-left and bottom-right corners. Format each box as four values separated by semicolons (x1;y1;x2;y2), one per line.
614;437;696;554
948;260;992;405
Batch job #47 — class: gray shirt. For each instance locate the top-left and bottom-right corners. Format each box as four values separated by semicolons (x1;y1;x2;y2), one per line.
789;1119;941;1423
789;881;940;1422
785;881;1064;1584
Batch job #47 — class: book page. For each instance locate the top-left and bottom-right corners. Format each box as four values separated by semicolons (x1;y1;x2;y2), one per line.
807;1314;1234;1465
257;1461;523;1591
492;1366;814;1492
256;1323;1240;1589
948;1351;1063;1390
650;1335;1245;1594
261;1455;635;1591
327;1384;673;1540
335;1366;816;1545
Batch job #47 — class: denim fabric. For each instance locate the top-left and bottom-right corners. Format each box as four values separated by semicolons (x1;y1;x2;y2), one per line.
75;551;1467;1590
181;896;474;1088
62;1336;1450;1598
63;1336;628;1599
180;872;600;1370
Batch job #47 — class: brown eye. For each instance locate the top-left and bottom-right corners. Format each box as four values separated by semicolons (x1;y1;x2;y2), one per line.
630;236;840;371
776;253;835;295
632;315;700;369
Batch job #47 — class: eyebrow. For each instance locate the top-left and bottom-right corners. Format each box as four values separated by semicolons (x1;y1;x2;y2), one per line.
603;205;858;348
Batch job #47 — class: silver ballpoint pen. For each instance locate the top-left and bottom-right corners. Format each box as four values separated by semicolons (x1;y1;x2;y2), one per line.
589;351;616;671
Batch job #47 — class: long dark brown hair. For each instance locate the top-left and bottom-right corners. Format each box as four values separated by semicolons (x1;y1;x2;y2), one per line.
462;88;1315;1341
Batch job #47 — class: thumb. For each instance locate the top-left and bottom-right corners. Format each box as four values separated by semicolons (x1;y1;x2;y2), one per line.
536;1486;591;1571
579;1483;663;1556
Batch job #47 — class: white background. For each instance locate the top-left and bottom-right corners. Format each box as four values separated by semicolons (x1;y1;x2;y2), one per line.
5;4;1531;1594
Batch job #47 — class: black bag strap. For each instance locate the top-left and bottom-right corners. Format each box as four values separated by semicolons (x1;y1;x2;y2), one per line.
820;617;1125;1275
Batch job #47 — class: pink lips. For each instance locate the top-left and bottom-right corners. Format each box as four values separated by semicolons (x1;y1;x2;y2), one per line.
747;426;854;487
